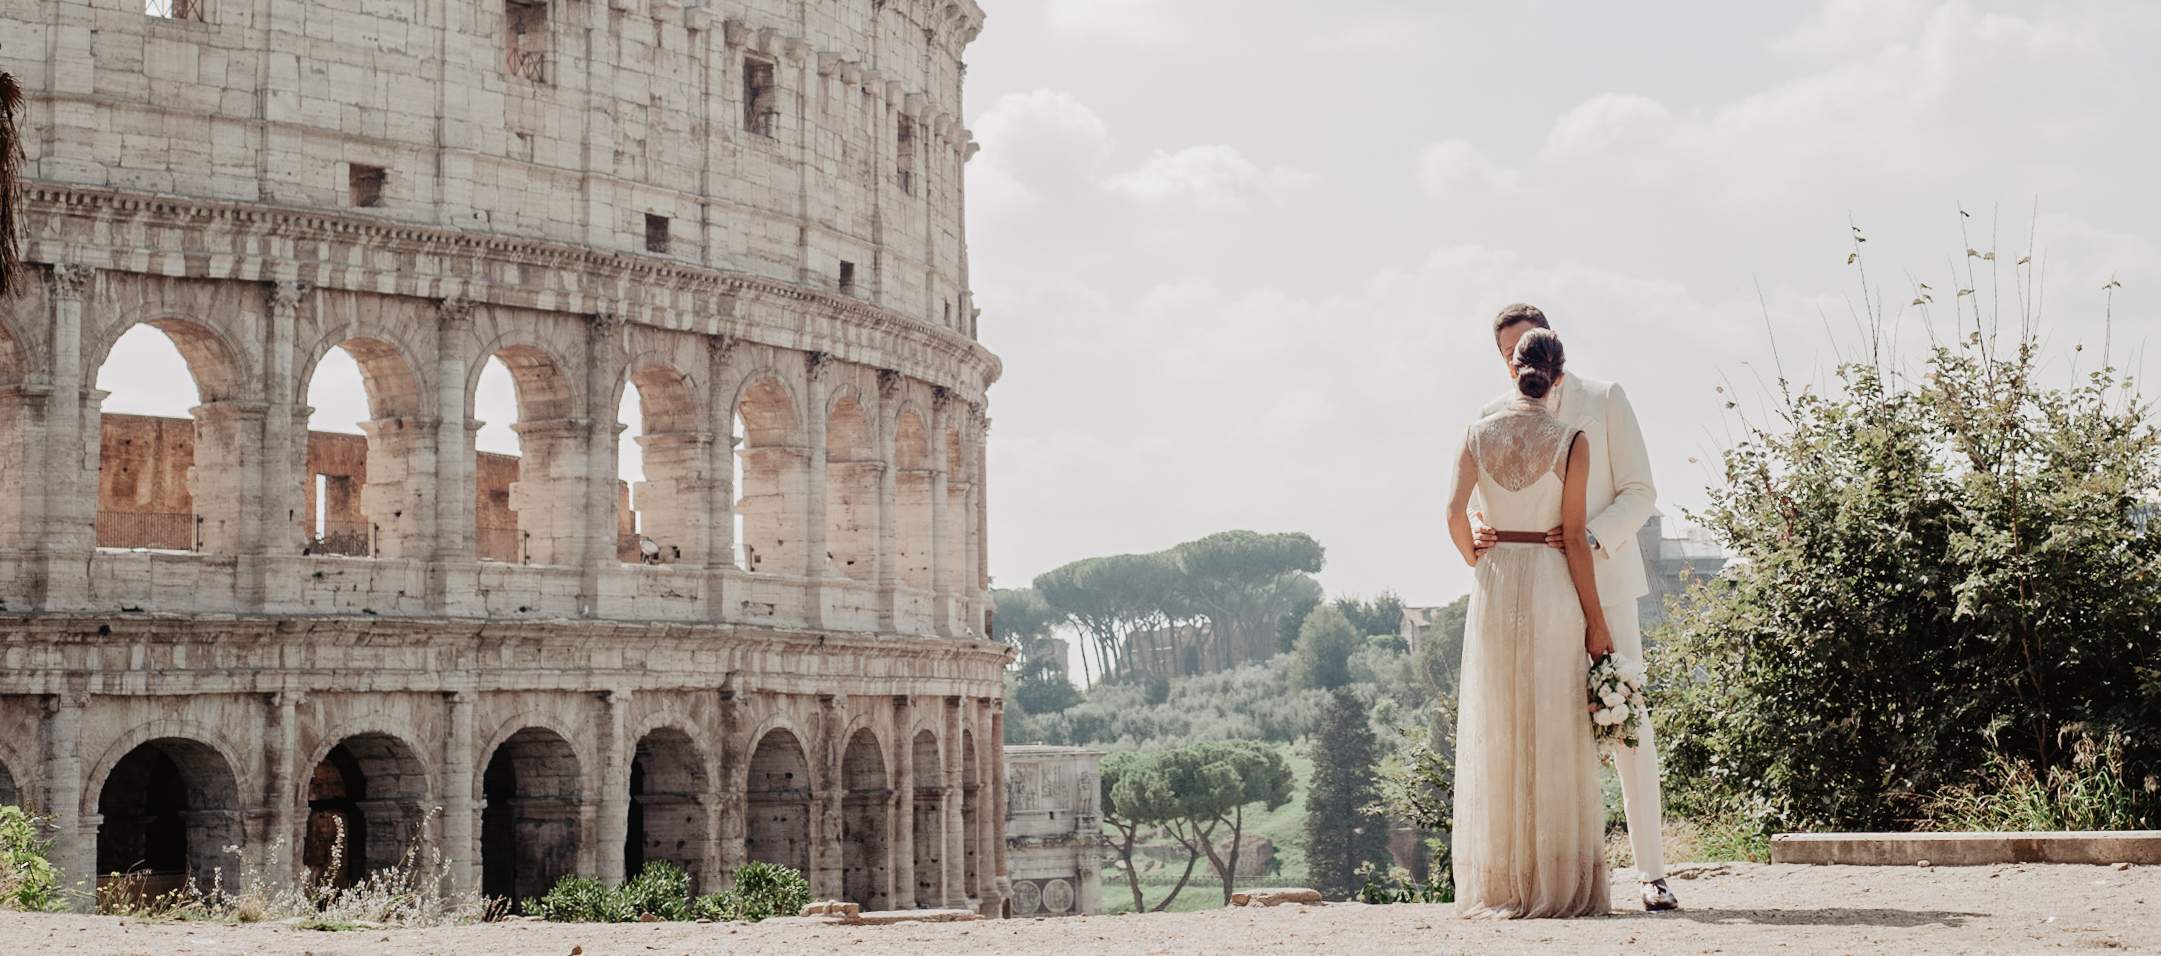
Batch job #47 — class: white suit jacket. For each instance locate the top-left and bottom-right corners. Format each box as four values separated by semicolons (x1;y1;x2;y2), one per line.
1475;373;1658;607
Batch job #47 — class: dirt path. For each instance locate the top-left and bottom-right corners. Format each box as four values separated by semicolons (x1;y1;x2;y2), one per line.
1;863;2153;955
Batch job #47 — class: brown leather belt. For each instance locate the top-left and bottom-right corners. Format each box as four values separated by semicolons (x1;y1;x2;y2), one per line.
1491;530;1549;544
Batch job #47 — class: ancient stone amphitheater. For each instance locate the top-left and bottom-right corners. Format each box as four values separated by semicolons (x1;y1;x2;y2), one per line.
0;0;1007;916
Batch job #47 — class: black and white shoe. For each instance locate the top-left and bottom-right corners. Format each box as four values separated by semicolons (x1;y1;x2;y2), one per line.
1642;879;1679;911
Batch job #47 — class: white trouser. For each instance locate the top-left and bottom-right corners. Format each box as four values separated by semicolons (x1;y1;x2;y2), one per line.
1606;601;1666;881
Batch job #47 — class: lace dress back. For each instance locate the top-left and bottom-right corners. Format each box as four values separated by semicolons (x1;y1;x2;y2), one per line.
1452;400;1611;919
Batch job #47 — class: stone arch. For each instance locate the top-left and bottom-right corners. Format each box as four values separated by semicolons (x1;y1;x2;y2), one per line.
301;731;431;887
480;726;584;908
840;726;891;910
892;406;934;590
744;726;811;876
92;736;244;897
627;725;710;888
961;728;981;899
297;335;434;559
909;727;943;907
90;311;256;554
617;358;706;565
733;368;806;575
466;335;581;565
824;386;878;583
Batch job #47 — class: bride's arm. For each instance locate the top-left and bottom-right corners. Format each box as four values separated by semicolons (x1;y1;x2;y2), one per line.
1562;433;1616;657
1446;439;1480;567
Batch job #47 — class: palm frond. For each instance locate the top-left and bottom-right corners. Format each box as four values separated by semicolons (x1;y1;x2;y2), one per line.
0;71;24;298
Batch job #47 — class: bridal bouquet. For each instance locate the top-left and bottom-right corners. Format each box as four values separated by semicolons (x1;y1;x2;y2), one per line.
1586;652;1649;750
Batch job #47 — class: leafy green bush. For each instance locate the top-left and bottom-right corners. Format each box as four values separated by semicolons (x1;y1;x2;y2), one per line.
0;806;60;912
1657;249;2161;834
530;875;634;923
712;861;811;922
617;861;692;921
1353;861;1451;905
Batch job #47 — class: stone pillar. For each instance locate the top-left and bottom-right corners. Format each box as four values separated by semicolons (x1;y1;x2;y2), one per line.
259;281;309;558
802;352;831;627
632;431;712;566
582;313;624;613
810;693;843;898
32;266;96;608
597;689;630;884
704;336;741;615
265;691;301;886
40;692;87;910
942;696;966;907
973;412;992;638
190;401;269;557
874;370;903;630
430;298;477;611
927;390;953;637
890;694;915;909
715;681;748;884
987;699;1009;908
441;690;476;895
357;416;440;560
507;418;588;567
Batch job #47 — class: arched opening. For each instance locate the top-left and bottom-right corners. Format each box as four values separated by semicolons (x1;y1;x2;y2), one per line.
473;346;577;565
94;737;242;901
93;321;243;553
744;728;810;875
910;729;943;907
618;365;703;566
301;340;428;558
626;728;708;888
893;410;934;592
734;376;804;575
302;733;430;888
480;727;582;908
961;729;980;899
824;394;878;582
840;728;890;910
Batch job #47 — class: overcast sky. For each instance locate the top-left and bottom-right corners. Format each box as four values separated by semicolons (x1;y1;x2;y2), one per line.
97;0;2161;607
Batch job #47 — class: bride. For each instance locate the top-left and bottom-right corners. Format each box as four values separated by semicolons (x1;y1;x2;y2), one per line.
1444;327;1613;919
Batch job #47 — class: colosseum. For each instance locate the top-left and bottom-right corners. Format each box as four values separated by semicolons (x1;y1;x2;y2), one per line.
0;0;1007;916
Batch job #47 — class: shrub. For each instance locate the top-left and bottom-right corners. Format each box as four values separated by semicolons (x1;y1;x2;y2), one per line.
1657;259;2161;833
0;806;59;912
1924;733;2148;832
531;875;634;923
1354;861;1451;905
713;861;811;922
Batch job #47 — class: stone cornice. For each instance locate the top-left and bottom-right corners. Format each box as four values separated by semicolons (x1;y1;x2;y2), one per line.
23;184;1003;397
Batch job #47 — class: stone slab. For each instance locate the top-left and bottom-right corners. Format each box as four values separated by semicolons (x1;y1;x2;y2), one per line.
1772;831;2161;866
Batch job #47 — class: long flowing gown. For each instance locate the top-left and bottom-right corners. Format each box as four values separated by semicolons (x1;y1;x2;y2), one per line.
1452;398;1611;919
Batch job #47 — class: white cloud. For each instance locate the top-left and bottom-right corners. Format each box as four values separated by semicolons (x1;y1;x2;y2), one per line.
966;89;1113;218
1415;139;1520;202
1103;145;1314;210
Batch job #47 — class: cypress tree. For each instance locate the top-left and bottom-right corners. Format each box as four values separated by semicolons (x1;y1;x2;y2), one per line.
1302;687;1391;898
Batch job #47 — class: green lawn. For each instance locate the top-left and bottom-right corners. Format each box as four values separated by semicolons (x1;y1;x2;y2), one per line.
1100;743;1316;914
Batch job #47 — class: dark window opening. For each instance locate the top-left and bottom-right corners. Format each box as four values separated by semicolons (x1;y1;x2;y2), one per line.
839;261;857;295
349;164;387;208
506;0;549;82
644;214;670;254
897;116;918;196
744;57;779;137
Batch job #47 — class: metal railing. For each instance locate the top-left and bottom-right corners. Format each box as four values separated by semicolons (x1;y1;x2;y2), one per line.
306;522;372;558
95;512;196;551
507;49;546;82
146;0;205;21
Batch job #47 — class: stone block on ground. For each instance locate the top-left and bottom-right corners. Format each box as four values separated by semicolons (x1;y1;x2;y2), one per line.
800;900;860;918
1229;888;1323;907
1772;831;2161;866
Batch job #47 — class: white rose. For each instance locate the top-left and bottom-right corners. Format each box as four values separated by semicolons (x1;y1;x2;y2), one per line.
1596;708;1620;726
1601;690;1623;707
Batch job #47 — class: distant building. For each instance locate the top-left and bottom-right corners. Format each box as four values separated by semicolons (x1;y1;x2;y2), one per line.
1636;515;1731;629
1400;605;1453;656
1004;746;1109;917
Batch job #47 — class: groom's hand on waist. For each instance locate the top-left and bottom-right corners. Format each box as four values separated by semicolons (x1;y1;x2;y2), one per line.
1471;516;1497;558
1545;527;1567;550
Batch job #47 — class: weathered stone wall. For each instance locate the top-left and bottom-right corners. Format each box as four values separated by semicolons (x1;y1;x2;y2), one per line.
0;0;1006;916
1004;746;1106;917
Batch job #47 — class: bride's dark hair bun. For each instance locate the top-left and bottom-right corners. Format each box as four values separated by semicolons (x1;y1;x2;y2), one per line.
1513;328;1566;400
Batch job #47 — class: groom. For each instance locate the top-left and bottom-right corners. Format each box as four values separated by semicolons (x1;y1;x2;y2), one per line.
1473;302;1679;912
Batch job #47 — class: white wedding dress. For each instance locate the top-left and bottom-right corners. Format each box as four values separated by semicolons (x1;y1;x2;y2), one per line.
1452;398;1610;919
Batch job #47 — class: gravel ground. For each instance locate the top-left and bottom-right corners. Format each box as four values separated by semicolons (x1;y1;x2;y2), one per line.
1;863;2153;955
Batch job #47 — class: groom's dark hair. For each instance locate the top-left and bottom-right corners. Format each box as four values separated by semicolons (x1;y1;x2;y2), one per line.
1493;303;1551;339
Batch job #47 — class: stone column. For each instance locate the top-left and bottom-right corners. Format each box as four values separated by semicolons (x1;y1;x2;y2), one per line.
704;336;741;618
988;699;1009;907
597;689;630;884
632;431;712;566
802;352;832;628
41;692;88;910
715;680;748;885
973;412;992;638
582;313;624;614
874;370;903;631
33;266;96;608
927;390;953;637
357;416;440;560
190;400;269;558
264;691;301;886
810;693;843;898
890;694;915;909
430;297;477;611
441;690;477;895
506;418;589;567
260;281;309;558
941;696;966;907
